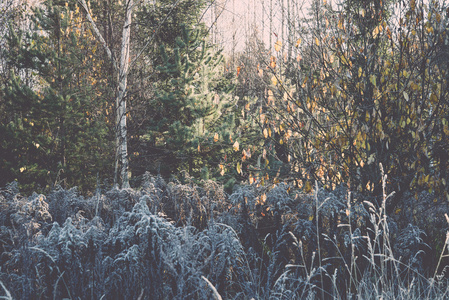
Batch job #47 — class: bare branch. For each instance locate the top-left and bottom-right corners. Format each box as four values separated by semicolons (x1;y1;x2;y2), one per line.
201;276;222;300
78;0;117;71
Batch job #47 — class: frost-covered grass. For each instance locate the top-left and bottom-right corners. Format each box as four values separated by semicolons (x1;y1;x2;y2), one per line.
0;172;448;299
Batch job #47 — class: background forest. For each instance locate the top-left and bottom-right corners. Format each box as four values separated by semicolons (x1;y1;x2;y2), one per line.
1;0;449;299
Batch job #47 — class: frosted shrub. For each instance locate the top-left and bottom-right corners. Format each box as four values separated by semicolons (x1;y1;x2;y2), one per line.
1;175;449;299
47;187;94;225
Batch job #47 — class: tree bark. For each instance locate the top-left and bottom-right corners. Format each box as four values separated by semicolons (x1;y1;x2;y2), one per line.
78;0;133;189
116;0;133;189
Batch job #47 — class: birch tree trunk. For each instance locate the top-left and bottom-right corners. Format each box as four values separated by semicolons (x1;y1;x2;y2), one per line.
79;0;133;189
116;0;133;189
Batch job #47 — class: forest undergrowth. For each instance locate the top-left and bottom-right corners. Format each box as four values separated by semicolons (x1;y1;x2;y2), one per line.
0;171;449;299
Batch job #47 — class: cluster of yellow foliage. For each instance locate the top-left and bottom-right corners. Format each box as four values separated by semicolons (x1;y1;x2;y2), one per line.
249;0;449;206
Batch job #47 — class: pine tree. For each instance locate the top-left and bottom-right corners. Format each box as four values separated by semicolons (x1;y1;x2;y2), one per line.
0;0;113;193
143;24;236;179
127;0;210;178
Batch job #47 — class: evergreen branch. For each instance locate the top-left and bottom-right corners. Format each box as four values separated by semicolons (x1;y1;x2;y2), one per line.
130;0;183;69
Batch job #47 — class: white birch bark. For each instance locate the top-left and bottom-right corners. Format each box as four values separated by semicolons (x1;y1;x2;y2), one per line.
78;0;117;70
78;0;133;189
117;0;133;189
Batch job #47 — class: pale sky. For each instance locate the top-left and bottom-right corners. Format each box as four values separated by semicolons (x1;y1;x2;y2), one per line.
204;0;321;53
204;0;415;55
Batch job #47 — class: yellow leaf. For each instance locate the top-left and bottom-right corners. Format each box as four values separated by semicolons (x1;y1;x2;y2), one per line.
373;25;382;39
236;162;242;174
295;38;302;47
270;57;276;68
304;181;312;193
263;128;268;139
430;93;438;104
366;181;372;191
271;76;278;86
369;75;376;86
443;125;449;135
214;133;219;142
233;141;239;151
274;40;282;52
358;67;363;78
261;193;267;204
338;18;344;30
315;37;320;46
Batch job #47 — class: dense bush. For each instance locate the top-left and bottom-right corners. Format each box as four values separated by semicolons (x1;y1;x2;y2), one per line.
0;175;448;299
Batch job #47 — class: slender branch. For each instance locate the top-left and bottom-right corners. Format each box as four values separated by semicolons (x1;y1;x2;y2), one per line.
78;0;117;71
204;0;229;38
201;276;222;300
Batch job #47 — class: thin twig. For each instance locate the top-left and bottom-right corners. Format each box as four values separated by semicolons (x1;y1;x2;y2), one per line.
0;280;12;300
201;276;222;300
